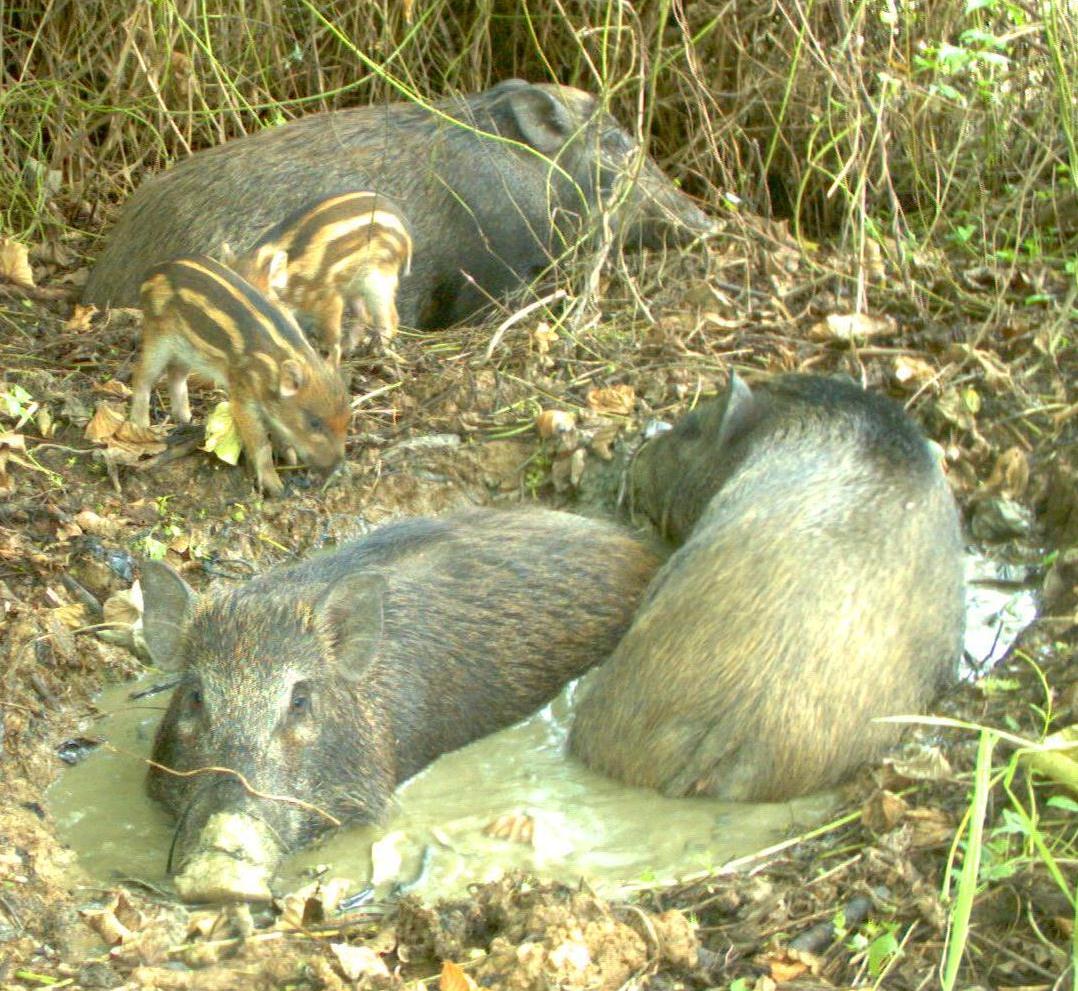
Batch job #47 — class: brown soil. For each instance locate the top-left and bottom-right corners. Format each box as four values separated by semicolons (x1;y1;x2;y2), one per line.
0;211;1074;989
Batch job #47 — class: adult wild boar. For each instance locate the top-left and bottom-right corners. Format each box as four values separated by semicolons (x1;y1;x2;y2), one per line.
140;508;662;902
84;79;712;328
570;373;966;801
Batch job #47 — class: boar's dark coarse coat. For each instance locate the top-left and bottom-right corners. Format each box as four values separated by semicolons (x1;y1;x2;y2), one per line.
570;374;966;802
84;79;712;328
140;507;663;902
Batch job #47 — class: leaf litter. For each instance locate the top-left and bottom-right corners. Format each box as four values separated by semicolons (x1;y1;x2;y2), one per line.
0;200;1073;991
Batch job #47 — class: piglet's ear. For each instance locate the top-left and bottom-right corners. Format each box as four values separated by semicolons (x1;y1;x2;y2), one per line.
138;559;197;671
314;573;387;682
266;249;289;292
219;242;237;265
278;358;306;398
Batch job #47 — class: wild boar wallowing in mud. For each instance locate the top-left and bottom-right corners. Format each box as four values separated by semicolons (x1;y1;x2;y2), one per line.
140;508;661;902
84;79;712;328
570;373;966;801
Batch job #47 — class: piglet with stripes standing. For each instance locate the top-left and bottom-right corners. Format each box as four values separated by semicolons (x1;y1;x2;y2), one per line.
130;255;350;496
224;192;412;364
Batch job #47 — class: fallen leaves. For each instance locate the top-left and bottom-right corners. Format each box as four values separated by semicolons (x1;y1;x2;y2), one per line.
810;312;895;343
275;877;353;930
333;941;393;981
66;303;96;332
0;236;34;288
586;384;635;417
535;408;576;439
483;811;536;846
84;400;167;461
439;959;479;991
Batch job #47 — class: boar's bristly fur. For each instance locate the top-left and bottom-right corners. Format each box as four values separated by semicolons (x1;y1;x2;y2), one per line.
142;508;662;900
85;80;712;328
570;374;966;802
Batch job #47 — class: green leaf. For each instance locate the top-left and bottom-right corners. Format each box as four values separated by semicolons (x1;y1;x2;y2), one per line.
201;401;243;465
0;383;33;418
866;926;900;976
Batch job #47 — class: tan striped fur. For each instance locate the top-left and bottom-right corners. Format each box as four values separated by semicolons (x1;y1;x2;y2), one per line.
226;192;412;365
130;255;350;496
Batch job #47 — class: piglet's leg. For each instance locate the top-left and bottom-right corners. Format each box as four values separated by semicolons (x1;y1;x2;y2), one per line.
230;396;283;497
130;327;175;427
166;363;193;425
312;292;345;367
359;270;400;348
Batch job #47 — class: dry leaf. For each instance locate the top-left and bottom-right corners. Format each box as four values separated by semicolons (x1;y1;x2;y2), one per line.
548;940;591;973
80;892;145;946
589;423;621;461
0;432;26;453
906;807;954;848
53;601;93;630
74;509;123;538
862;790;908;833
981;447;1029;500
84;402;127;443
103;587;142;628
332;943;391;982
483;811;535;846
440;960;479;991
551;448;586;492
274;877;352;931
810;312;893;342
531;321;558;356
370;832;403;886
884;747;952;782
66;304;96;332
768;957;808;982
36;406;54;438
536;409;575;439
893;355;936;390
96;380;133;399
0;237;34;288
586;384;635;417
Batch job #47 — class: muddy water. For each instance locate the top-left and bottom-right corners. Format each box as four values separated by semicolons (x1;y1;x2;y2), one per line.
50;554;1036;901
49;676;835;901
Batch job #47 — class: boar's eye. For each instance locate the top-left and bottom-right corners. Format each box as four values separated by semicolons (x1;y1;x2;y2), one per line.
305;411;325;433
603;128;634;158
186;685;203;713
289;682;312;718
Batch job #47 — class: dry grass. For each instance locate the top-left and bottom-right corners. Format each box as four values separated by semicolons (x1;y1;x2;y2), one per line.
1;0;1075;273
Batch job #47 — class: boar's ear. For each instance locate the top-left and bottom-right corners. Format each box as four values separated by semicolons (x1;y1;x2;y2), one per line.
278;358;306;398
706;371;757;449
219;242;237;266
313;574;387;682
505;86;575;156
265;249;289;293
138;560;196;671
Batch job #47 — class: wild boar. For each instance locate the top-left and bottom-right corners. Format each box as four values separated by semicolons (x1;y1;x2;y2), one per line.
84;79;712;328
570;373;966;801
222;191;412;364
130;255;349;496
140;508;662;901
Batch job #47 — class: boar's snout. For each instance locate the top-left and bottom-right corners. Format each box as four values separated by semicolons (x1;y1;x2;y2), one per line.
618;159;714;250
167;776;284;903
173;811;280;903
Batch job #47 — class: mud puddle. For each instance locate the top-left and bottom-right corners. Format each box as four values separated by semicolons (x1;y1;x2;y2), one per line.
49;553;1038;903
49;675;835;902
